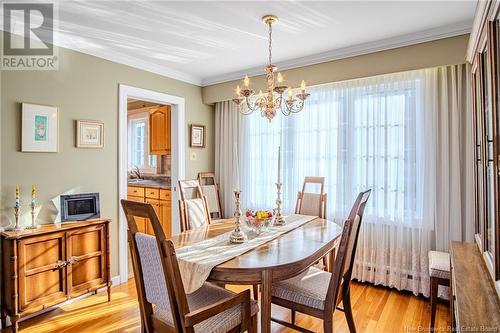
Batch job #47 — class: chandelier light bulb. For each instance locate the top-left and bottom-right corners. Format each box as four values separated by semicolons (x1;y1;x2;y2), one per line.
277;72;283;84
301;80;306;92
244;75;250;87
258;90;264;98
288;88;293;99
236;85;241;95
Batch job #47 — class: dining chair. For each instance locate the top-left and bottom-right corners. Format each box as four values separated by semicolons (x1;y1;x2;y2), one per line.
121;199;258;333
295;176;327;218
178;179;211;232
178;179;260;300
295;176;330;270
271;189;371;333
198;172;223;219
428;250;450;330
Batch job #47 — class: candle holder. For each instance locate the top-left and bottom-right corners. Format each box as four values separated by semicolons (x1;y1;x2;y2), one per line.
26;201;39;229
229;190;247;244
6;206;23;231
274;182;285;226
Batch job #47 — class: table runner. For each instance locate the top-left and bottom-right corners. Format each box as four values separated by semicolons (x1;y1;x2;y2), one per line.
176;214;317;293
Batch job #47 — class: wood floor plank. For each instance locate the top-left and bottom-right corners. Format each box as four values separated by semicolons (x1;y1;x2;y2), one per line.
1;279;449;333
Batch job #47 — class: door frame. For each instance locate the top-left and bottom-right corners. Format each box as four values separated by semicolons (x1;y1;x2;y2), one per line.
118;84;185;283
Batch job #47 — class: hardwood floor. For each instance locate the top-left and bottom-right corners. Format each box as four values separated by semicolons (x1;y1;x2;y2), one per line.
1;279;450;333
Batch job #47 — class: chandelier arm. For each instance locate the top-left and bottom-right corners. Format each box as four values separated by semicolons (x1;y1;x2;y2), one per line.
291;100;306;113
276;95;290;116
284;99;306;114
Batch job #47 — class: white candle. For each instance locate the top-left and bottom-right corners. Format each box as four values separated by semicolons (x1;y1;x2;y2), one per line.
277;146;281;184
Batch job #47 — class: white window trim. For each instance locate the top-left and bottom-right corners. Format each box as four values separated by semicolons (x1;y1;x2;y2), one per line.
127;112;156;174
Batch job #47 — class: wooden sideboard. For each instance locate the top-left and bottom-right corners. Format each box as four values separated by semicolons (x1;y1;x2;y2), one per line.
450;241;500;332
0;219;111;333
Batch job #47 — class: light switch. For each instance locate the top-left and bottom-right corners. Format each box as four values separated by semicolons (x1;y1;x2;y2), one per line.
190;152;197;161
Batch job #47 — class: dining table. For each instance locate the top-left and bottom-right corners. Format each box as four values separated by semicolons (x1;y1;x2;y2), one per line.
169;217;343;333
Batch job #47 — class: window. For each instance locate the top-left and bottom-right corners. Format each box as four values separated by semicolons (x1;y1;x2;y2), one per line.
128;113;157;173
240;72;426;227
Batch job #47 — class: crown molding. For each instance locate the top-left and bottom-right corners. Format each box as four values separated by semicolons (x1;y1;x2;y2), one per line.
65;46;203;86
467;0;493;62
201;21;472;87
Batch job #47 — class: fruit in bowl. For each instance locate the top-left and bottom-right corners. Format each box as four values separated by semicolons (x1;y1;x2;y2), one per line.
244;209;273;235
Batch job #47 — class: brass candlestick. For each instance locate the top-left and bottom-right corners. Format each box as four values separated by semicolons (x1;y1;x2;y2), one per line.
274;182;285;226
229;190;247;244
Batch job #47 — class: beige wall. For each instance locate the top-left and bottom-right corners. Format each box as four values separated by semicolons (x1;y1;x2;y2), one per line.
1;42;214;278
203;34;470;104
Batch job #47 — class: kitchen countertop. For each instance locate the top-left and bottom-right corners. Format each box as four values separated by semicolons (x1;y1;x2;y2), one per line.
127;179;171;190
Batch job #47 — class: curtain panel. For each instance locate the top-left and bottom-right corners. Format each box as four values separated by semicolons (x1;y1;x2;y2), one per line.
214;64;473;296
214;101;242;217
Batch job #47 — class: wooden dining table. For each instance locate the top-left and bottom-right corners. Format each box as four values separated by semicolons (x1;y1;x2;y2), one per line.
169;217;342;333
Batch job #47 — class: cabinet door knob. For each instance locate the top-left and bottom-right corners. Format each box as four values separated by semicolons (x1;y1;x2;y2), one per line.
55;260;68;270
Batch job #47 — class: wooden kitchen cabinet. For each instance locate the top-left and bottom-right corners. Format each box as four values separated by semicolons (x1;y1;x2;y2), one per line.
149;105;171;155
145;198;161;235
127;186;171;237
1;219;111;333
160;200;172;237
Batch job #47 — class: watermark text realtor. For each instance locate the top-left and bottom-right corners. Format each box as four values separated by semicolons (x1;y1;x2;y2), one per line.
2;2;58;70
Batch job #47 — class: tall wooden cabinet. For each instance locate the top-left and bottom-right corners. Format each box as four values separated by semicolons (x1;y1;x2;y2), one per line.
0;219;111;333
469;0;500;284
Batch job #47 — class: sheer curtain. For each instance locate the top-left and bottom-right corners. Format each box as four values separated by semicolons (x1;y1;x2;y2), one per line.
229;64;472;296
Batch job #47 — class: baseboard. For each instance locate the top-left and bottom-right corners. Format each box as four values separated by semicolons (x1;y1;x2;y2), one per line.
111;275;122;287
0;275;121;329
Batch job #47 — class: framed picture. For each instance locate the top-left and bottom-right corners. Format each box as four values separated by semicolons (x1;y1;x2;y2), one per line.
22;103;59;152
76;120;104;148
190;124;205;148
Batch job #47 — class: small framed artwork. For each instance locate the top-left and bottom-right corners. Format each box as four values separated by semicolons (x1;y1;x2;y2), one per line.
22;103;59;152
190;124;205;148
76;120;104;148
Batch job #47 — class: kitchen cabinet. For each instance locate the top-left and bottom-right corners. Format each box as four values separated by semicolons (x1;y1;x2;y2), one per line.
149;105;171;155
127;186;171;237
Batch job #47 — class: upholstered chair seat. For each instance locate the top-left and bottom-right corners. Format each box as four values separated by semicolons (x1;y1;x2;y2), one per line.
272;266;331;310
153;283;259;333
428;250;450;279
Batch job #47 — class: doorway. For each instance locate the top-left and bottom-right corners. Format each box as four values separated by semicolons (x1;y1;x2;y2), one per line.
118;84;185;283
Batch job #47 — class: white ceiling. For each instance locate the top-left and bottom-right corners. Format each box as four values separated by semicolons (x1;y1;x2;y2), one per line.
40;1;477;85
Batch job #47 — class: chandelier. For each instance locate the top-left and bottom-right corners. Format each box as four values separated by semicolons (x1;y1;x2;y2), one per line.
232;15;310;122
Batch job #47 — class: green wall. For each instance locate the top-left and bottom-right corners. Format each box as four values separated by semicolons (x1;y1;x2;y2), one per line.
1;41;214;277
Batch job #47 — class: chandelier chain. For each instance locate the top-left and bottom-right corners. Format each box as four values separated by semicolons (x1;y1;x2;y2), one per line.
268;22;272;65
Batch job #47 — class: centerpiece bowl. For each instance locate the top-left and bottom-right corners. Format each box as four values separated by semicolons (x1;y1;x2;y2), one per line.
244;209;273;235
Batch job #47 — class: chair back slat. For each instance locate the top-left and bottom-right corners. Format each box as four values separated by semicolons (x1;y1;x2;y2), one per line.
198;172;223;219
325;189;371;311
295;176;327;218
178;179;212;232
121;199;188;332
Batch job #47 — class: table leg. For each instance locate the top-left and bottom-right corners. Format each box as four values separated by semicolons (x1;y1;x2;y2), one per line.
261;270;272;333
328;247;336;272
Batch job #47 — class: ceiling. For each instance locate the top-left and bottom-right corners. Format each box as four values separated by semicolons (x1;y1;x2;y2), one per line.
38;1;477;85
